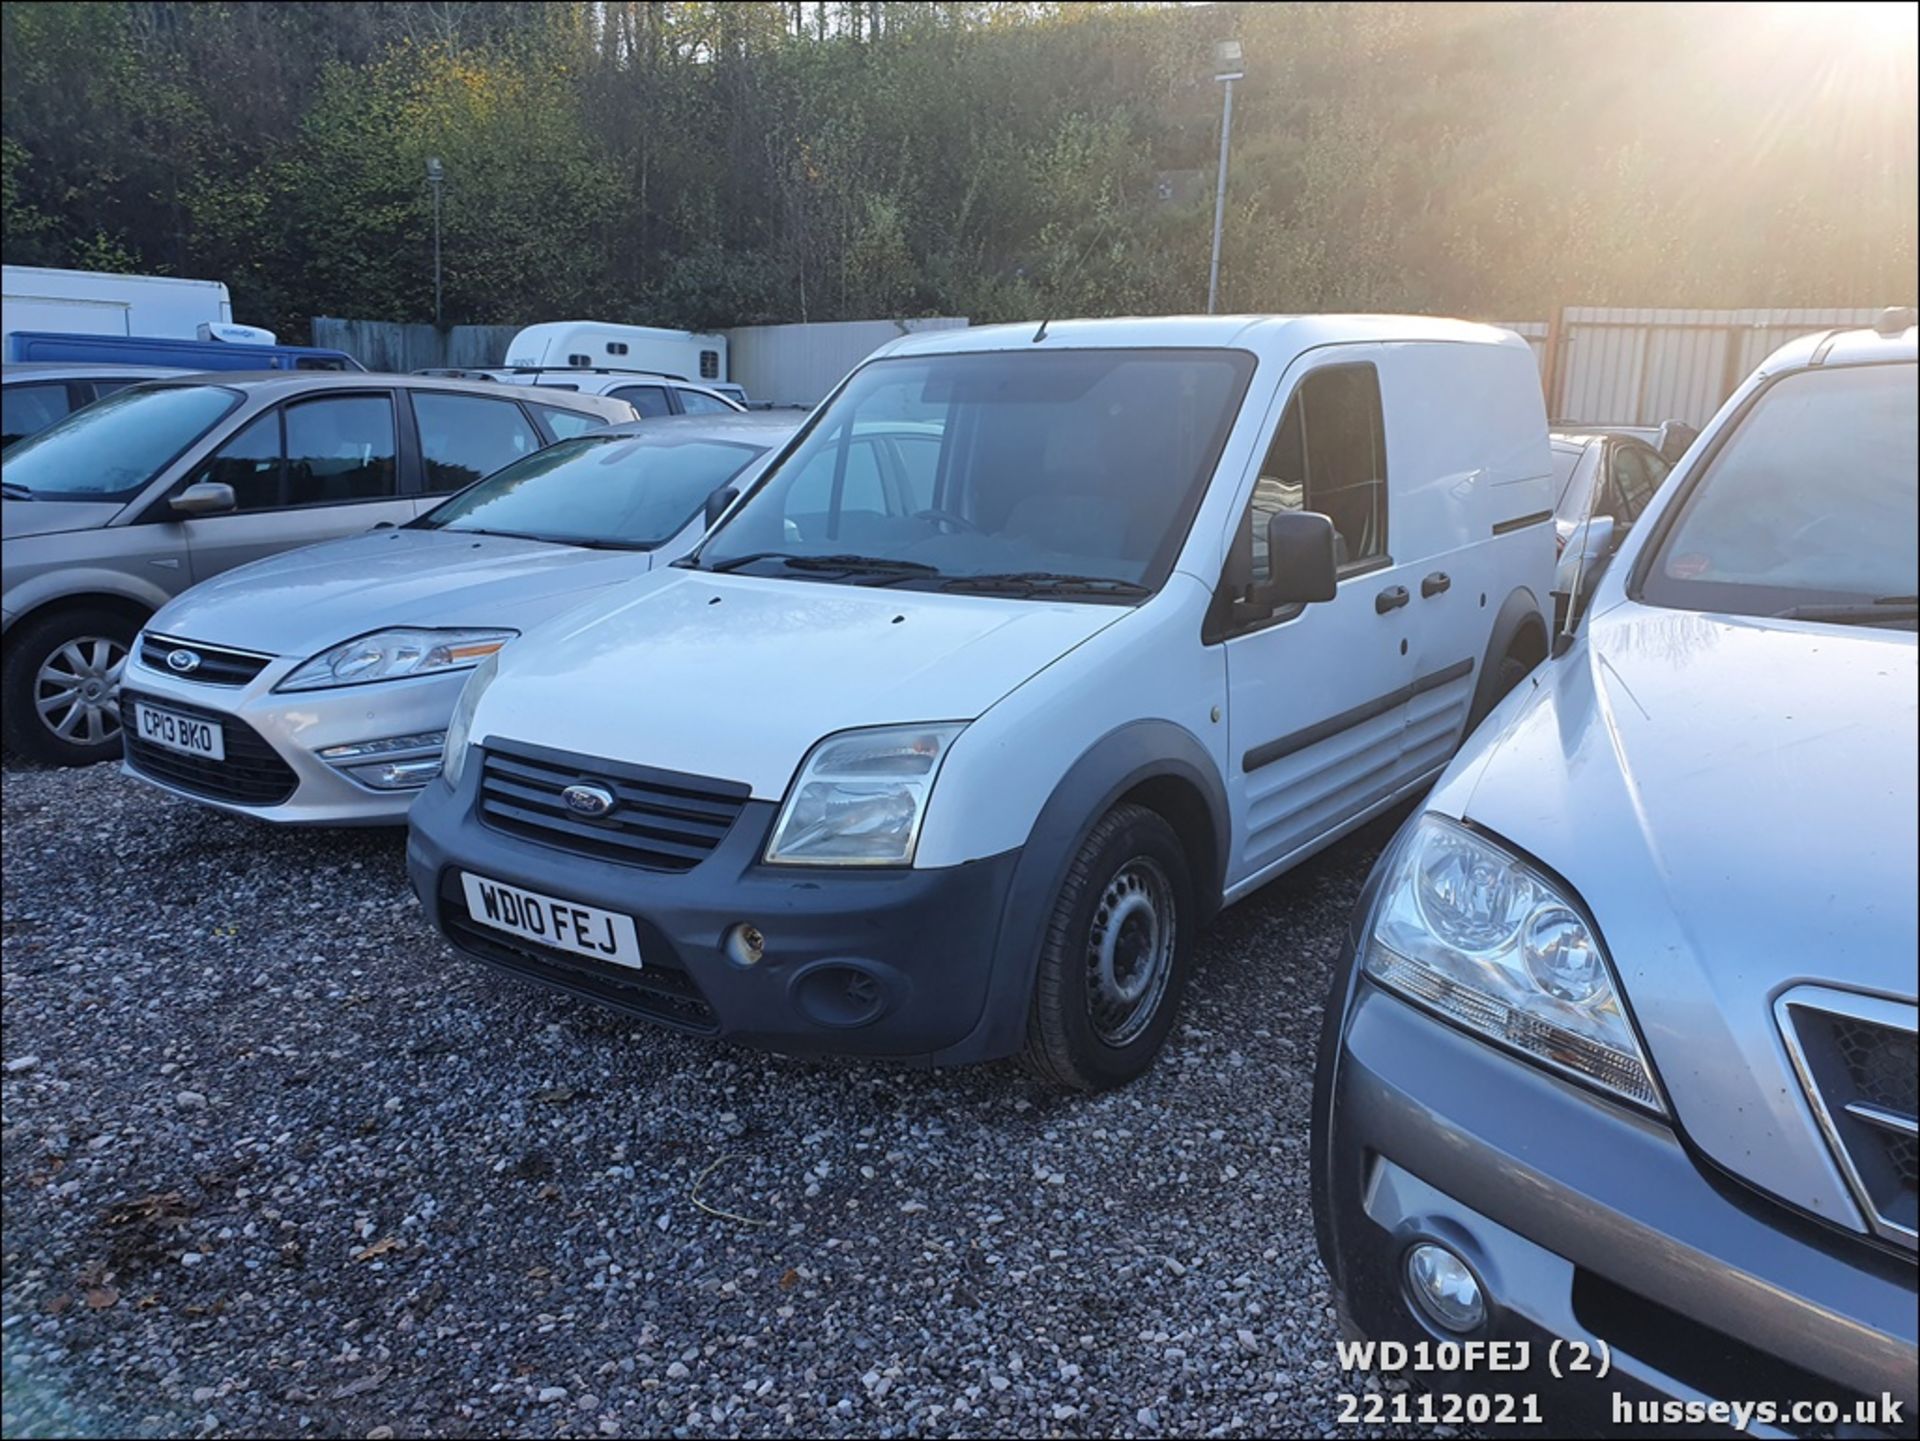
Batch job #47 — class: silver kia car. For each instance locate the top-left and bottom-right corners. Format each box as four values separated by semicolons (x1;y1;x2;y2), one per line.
1313;311;1917;1429
2;372;636;767
117;412;800;824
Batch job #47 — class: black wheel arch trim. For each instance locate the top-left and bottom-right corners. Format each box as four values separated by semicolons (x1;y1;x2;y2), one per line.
1466;585;1549;729
927;718;1229;1066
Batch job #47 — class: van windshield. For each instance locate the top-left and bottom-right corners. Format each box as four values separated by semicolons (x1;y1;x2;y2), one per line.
1;384;240;501
694;348;1255;599
417;432;773;549
1638;363;1917;625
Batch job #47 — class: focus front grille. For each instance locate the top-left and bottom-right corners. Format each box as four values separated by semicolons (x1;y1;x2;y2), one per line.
119;691;298;806
139;632;274;687
438;872;717;1034
477;740;748;872
1777;987;1918;1251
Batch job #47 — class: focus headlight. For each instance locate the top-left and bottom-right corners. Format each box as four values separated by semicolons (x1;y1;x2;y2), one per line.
1362;814;1663;1113
439;651;500;791
765;723;964;866
276;627;516;692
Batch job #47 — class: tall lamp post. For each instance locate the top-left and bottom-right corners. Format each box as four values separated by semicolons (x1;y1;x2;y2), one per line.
1206;39;1244;315
426;156;445;327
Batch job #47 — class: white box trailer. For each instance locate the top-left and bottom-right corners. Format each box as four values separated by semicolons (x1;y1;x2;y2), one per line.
505;321;728;384
1;265;234;341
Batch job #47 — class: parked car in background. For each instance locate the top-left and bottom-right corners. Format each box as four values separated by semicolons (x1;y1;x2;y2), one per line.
503;321;730;390
2;363;190;448
408;315;1557;1090
5;329;362;373
1548;428;1673;555
2;373;635;766
1312;313;1917;1430
414;366;746;420
119;412;799;824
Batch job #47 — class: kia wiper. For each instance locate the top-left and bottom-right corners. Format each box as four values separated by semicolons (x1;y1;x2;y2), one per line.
1774;595;1919;625
698;551;938;578
936;571;1151;600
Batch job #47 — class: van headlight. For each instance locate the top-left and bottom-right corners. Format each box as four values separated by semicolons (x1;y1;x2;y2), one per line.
276;627;515;692
439;652;501;791
1362;815;1664;1113
765;723;964;866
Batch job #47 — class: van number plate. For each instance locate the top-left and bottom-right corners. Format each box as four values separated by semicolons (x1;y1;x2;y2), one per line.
459;873;643;970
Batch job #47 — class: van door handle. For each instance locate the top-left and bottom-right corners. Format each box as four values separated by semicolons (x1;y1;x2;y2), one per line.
1375;585;1410;614
1421;571;1451;598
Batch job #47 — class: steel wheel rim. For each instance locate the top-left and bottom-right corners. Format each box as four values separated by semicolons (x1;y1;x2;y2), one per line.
1085;855;1176;1047
35;636;128;748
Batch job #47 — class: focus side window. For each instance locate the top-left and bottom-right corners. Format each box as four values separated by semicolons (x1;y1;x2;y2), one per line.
284;394;397;506
1244;363;1387;582
198;410;283;512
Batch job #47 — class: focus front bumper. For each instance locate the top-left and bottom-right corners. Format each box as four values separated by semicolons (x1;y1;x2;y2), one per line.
1312;887;1918;1435
119;654;467;825
406;756;1026;1062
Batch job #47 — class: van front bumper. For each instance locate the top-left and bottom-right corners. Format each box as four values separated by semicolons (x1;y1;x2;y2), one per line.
1312;897;1918;1434
407;765;1025;1062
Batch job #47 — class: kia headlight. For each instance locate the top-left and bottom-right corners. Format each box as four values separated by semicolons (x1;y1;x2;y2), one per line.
765;723;964;866
1362;815;1663;1113
276;628;516;692
439;651;500;791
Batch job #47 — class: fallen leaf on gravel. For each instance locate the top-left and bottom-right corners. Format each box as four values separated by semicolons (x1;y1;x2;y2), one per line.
536;1184;560;1201
353;1236;402;1262
531;1085;576;1103
329;1366;392;1400
44;1294;72;1316
779;1269;800;1290
84;1286;120;1309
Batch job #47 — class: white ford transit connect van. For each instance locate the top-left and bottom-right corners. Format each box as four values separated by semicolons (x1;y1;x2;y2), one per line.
407;316;1556;1089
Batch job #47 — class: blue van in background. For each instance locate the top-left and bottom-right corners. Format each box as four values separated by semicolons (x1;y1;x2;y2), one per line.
4;330;364;372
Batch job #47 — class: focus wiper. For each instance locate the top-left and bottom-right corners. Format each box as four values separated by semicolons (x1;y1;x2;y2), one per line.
1774;595;1919;625
936;571;1151;599
700;551;938;577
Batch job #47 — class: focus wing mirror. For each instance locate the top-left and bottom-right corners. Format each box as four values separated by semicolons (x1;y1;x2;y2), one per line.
704;485;740;530
1552;515;1617;653
170;481;236;517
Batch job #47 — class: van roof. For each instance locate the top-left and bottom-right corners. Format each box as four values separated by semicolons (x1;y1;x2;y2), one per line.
872;313;1530;361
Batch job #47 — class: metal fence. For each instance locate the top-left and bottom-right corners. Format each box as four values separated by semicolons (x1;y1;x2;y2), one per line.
1529;307;1888;428
722;317;969;407
311;317;519;373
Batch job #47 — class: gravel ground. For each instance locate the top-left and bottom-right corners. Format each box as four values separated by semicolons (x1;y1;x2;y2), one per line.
2;757;1422;1440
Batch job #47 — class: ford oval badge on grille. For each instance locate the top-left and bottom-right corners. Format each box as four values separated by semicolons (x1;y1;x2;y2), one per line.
562;783;616;817
166;648;202;674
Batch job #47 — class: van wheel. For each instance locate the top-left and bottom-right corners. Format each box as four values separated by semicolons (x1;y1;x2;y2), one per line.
1;607;139;766
1020;803;1194;1092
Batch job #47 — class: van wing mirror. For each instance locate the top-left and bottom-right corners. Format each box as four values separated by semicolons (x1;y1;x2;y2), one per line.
704;484;740;529
169;481;236;517
1250;510;1339;610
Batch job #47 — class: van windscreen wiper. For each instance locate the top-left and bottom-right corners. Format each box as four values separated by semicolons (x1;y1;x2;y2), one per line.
700;551;938;578
936;571;1151;600
1;482;33;500
1774;595;1918;625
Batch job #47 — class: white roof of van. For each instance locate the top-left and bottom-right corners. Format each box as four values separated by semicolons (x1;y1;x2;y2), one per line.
872;313;1529;361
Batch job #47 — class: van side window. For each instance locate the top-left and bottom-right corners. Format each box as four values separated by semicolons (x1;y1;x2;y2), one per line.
198;410;283;511
1244;363;1387;580
284;395;397;505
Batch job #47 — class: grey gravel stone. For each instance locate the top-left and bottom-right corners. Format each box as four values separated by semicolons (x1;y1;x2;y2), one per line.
0;754;1425;1438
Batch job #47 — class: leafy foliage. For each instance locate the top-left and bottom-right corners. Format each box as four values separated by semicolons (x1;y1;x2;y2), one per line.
3;1;1913;339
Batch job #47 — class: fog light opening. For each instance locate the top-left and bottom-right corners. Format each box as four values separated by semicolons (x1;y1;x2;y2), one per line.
724;923;766;968
1404;1242;1485;1333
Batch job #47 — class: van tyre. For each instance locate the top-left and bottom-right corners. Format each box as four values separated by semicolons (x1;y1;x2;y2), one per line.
2;606;139;767
1020;803;1195;1092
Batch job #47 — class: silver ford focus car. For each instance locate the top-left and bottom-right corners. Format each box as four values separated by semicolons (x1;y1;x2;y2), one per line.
117;412;799;824
1314;311;1916;1431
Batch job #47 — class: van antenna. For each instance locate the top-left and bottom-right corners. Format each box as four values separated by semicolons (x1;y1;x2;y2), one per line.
1032;319;1050;343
